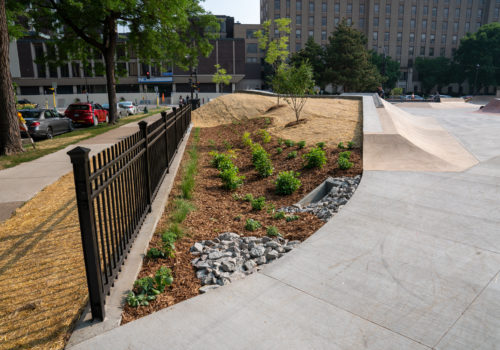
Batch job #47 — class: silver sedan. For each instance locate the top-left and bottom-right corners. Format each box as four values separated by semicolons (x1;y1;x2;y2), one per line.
20;109;74;139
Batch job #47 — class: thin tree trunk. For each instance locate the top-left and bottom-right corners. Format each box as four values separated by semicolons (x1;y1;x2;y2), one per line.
0;0;23;155
103;18;118;124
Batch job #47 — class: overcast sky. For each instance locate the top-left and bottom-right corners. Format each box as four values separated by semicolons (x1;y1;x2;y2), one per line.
201;0;260;24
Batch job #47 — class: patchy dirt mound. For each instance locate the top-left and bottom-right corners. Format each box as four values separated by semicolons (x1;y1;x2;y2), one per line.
193;93;362;146
480;98;500;113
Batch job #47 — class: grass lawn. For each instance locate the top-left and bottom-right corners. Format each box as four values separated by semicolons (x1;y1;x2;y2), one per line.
0;108;168;170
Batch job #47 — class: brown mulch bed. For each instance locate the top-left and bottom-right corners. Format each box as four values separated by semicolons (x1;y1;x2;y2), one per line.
121;117;362;324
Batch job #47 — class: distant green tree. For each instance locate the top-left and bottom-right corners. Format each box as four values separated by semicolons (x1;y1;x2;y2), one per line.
290;38;326;89
26;0;218;123
255;18;291;103
324;19;382;92
370;51;400;90
212;64;232;94
454;23;500;94
281;61;315;122
414;57;453;94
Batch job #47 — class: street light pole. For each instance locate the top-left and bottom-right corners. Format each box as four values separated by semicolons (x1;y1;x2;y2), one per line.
473;64;480;96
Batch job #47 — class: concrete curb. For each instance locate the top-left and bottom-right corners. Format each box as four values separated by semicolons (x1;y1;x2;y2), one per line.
66;124;193;348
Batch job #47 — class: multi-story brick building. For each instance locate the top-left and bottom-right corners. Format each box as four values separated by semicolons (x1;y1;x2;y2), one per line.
261;0;500;93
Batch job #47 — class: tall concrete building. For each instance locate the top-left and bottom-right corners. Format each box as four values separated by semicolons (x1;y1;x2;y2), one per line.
261;0;500;93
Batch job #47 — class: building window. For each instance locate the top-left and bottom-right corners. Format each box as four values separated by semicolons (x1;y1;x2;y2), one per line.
444;8;449;18
440;47;446;56
309;16;314;26
374;4;379;14
274;28;279;36
386;4;391;14
454;22;459;32
397;32;402;41
72;63;80;77
398;19;403;28
246;29;256;38
287;0;290;9
373;31;378;41
399;4;404;15
422;20;427;30
347;17;352;25
384;32;390;41
477;9;482;18
374;17;379;26
20;86;40;95
347;3;352;13
432;7;437;16
308;30;314;38
247;43;258;53
431;21;436;30
296;15;302;24
385;18;390;28
465;22;470;31
423;6;428;15
274;0;280;10
359;18;365;28
411;5;417;16
411;19;416;29
322;16;327;25
274;13;280;19
296;43;301;51
322;2;327;12
442;22;448;31
494;8;499;18
441;34;447;43
455;8;460;17
246;57;258;63
476;22;481;29
321;30;327;40
309;1;314;12
466;8;471;19
421;33;426;42
409;46;414;56
60;63;69;78
410;33;415;42
334;17;340;25
360;4;365;14
296;29;301;38
420;46;426;55
334;3;340;13
452;35;457;44
396;46;402;55
456;0;461;4
429;47;434;56
430;34;435;43
296;1;302;10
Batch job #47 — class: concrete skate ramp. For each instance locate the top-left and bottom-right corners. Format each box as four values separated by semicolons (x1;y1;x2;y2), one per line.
364;99;478;171
480;98;500;113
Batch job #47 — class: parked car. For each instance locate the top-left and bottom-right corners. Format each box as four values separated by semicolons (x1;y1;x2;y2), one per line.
19;108;74;139
102;103;126;118
404;94;425;100
64;102;108;126
118;101;138;115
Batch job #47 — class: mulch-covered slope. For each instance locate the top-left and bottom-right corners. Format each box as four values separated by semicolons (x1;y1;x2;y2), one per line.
121;118;362;324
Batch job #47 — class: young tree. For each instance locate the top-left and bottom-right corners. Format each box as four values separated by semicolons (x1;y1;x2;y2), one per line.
454;23;500;94
370;51;400;90
290;38;326;89
324;19;382;92
28;0;218;124
255;18;291;104
212;64;232;94
0;0;26;155
281;61;315;122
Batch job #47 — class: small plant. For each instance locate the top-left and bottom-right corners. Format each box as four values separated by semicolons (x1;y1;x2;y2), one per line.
232;193;242;201
277;138;284;146
316;142;326;150
245;218;262;231
127;266;174;307
171;199;194;223
243;193;254;202
303;147;327;169
161;231;177;258
154;266;174;292
242;132;253;147
338;156;353;170
297;140;306;149
275;171;301;195
265;117;271;125
251;196;266;210
146;247;166;259
209;151;234;169
337;141;345;149
223;140;233;150
339;151;351;159
285;214;300;222
287;151;298;159
251;143;274;177
220;166;245;190
273;211;286;220
276;147;283;154
347;141;355;149
266;202;276;213
284;139;295;147
208;139;216;149
126;291;155;307
266;226;281;237
258;129;272;143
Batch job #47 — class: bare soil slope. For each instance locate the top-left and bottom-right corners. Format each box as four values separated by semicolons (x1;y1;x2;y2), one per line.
193;93;362;146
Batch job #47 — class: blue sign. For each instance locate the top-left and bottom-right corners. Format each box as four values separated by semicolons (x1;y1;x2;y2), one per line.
138;77;173;83
161;72;173;77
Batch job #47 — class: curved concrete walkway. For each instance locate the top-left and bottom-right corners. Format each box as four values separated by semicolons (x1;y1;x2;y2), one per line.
70;101;500;350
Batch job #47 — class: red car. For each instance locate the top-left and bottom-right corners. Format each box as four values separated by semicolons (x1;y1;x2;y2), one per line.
64;103;108;126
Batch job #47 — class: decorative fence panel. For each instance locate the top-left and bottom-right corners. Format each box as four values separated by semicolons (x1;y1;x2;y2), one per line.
68;105;191;321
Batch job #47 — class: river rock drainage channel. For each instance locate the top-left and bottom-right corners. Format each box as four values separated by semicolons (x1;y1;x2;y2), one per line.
190;175;361;293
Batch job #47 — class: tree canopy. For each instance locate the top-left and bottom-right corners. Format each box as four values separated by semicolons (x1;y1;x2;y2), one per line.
369;51;400;90
290;38;326;89
212;64;232;93
414;56;454;94
280;61;315;122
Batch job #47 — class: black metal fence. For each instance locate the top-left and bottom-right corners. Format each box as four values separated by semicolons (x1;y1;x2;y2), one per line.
67;105;191;321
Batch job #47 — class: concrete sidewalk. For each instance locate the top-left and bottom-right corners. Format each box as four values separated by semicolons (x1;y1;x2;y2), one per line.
0;113;162;222
69;101;500;349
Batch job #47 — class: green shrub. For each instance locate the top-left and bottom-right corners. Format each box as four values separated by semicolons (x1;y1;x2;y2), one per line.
275;171;301;195
287;151;298;159
258;129;271;143
277;138;284;146
273;211;286;220
146;247;166;259
243;193;254;202
265;117;271;125
154;266;173;293
251;143;274;177
284;139;295;147
220;166;244;190
251;196;266;210
339;151;351;159
242;132;253;147
171;199;194;223
347;141;355;149
337;141;345;149
127;266;173;307
316;142;326;149
285;215;300;222
266;226;281;237
297;140;306;149
209;151;233;169
245;218;262;231
276;147;283;154
223;140;233;150
338;156;353;170
303;147;327;169
161;231;177;258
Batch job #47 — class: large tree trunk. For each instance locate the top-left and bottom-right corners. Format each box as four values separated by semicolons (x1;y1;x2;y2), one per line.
0;0;23;155
103;18;118;124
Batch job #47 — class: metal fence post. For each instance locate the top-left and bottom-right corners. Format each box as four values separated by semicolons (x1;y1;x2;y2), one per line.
161;111;170;173
139;121;152;213
67;146;105;321
172;107;178;147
